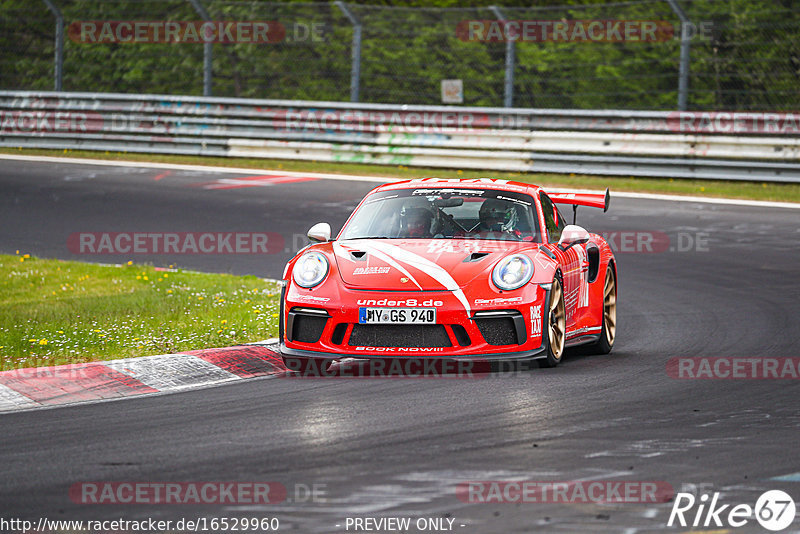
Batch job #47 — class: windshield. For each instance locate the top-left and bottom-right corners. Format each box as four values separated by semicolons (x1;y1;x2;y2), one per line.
340;187;541;242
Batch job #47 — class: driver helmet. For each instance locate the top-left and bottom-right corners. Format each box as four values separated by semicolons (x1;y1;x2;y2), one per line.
479;198;515;232
401;207;433;238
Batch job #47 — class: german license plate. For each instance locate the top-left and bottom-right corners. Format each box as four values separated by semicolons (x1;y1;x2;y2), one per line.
358;307;436;324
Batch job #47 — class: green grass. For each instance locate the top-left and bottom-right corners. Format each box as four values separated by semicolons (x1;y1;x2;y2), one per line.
2;147;800;203
0;253;281;370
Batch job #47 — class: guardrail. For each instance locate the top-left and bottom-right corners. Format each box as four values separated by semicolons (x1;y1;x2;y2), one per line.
2;91;799;182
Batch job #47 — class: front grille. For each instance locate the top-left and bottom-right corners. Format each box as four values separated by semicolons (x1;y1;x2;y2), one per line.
348;324;452;348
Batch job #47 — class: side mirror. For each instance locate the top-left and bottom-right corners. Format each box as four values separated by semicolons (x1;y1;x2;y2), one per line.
558;225;590;249
307;222;331;243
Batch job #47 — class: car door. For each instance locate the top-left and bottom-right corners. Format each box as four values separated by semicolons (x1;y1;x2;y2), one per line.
539;192;586;331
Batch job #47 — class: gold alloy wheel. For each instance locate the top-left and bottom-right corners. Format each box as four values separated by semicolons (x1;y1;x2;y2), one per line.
549;278;566;361
603;268;617;346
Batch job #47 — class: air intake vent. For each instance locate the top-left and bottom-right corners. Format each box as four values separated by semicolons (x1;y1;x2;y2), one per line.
288;308;329;343
464;252;490;262
451;324;471;346
350;251;367;260
331;323;348;345
348;324;452;348
473;310;526;346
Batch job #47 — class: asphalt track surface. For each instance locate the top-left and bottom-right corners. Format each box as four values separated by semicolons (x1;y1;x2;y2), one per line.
1;158;799;533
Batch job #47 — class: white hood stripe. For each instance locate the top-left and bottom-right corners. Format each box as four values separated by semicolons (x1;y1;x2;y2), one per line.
365;241;472;315
333;242;424;291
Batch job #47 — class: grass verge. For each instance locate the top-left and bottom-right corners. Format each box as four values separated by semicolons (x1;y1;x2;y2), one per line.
0;253;280;370
2;147;799;203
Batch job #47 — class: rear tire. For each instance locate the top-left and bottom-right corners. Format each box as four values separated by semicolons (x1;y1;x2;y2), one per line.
540;276;566;368
586;265;616;355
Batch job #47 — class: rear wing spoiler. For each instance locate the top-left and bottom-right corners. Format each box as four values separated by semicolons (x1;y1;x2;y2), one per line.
547;188;610;224
548;188;610;212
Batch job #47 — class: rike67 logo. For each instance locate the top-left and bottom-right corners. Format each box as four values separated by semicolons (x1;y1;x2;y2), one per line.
668;489;796;531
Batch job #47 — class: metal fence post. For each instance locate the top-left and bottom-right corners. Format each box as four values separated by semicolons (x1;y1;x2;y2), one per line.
489;6;514;108
188;0;213;96
336;1;362;103
666;0;690;111
41;0;63;91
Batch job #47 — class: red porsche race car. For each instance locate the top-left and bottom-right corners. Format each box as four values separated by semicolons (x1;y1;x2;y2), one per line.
279;178;616;370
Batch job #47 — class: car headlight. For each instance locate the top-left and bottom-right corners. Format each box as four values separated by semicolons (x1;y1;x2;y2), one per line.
492;254;533;291
292;251;329;288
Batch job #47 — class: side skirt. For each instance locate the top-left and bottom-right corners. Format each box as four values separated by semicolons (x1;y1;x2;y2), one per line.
565;333;602;348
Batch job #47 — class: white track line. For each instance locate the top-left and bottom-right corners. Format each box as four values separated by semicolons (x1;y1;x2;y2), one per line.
0;153;388;183
1;153;797;209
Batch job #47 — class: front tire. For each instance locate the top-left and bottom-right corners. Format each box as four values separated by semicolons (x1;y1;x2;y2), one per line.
540;276;566;368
